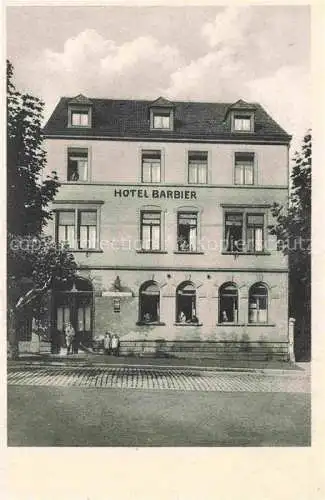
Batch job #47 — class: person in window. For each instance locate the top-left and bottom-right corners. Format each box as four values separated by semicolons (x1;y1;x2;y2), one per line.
104;332;112;354
179;311;186;323
70;168;79;181
143;312;151;323
222;311;229;323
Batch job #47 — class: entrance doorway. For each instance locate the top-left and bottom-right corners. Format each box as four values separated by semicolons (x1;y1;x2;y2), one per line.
53;277;93;348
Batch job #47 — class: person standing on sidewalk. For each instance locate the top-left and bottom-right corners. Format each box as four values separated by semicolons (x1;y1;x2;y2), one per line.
65;322;75;355
104;332;112;355
111;333;120;356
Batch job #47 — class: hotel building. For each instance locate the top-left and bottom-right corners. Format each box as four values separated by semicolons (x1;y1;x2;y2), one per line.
36;95;291;360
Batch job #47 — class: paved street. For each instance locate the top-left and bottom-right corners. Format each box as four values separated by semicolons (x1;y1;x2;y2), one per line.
8;365;309;393
7;365;310;446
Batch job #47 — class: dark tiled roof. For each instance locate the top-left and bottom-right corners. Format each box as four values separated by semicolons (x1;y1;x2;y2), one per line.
43;97;291;143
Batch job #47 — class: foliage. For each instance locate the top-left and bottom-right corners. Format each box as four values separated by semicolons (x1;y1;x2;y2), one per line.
7;59;60;235
269;132;311;359
7;61;77;358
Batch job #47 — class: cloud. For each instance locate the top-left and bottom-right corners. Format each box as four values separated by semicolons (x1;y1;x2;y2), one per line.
25;29;182;120
246;66;311;152
201;6;252;48
165;47;245;101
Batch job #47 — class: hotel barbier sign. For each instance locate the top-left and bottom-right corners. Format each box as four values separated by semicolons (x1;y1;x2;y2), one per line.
114;187;197;200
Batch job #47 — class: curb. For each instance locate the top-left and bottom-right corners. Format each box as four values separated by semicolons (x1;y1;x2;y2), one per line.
7;361;304;376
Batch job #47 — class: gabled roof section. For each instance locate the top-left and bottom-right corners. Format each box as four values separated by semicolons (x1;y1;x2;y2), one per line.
43;97;291;143
224;99;257;120
68;94;93;105
150;96;174;108
229;99;256;110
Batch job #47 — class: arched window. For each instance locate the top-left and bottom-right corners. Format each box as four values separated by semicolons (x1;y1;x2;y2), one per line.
176;281;198;324
139;281;160;323
249;283;268;323
219;282;238;323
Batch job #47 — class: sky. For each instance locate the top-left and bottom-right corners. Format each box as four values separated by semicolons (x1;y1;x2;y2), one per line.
7;5;310;154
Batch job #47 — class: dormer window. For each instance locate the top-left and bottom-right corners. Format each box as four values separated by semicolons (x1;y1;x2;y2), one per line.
233;114;253;132
225;99;256;133
150;97;174;131
68;94;92;128
153;111;171;129
71;110;90;127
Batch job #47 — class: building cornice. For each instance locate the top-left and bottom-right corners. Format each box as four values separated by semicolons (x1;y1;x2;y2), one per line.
43;133;291;146
77;265;288;273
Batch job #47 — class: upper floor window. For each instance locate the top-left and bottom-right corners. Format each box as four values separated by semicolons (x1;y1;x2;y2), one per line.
79;211;97;249
57;211;76;248
56;208;98;250
152;111;171;130
246;214;264;253
188;152;208;184
234;152;254;185
67;148;88;181
140;211;161;251
224;209;266;254
177;212;198;252
141;150;161;183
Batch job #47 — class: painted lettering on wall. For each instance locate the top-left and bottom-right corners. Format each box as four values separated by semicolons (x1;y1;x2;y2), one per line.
114;188;197;200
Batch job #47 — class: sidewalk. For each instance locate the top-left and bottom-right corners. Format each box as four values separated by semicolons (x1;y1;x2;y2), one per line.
8;351;306;373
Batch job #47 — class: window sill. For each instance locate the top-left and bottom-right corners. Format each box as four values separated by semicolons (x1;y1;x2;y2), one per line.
136;250;168;254
70;248;103;253
136;321;166;326
216;323;245;327
68;125;91;129
216;323;275;327
246;323;275;327
174;322;203;327
66;180;91;184
221;251;271;256
174;251;204;255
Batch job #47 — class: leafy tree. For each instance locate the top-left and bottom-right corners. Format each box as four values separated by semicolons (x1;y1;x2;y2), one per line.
269;131;311;360
7;61;77;359
7;59;59;235
8;235;77;359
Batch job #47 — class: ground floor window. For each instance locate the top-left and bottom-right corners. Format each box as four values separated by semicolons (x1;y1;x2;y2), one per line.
176;281;198;323
249;283;268;323
219;282;238;323
139;281;160;323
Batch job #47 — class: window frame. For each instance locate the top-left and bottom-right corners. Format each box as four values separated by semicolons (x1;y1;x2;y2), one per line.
68;106;92;128
218;282;239;324
222;206;268;255
141;150;162;183
248;283;268;324
140;210;162;252
67;147;90;182
150;108;174;131
231;112;254;133
234;152;255;186
177;211;198;252
188;151;208;185
138;281;161;324
175;281;200;325
54;204;101;251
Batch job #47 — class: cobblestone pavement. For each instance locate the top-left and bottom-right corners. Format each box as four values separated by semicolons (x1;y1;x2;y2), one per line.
7;366;310;393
